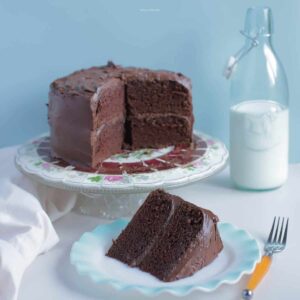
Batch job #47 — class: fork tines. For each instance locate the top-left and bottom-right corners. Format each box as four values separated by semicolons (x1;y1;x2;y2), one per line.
267;216;289;246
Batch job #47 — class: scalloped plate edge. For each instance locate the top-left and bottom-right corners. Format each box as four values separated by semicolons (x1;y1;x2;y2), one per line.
14;131;229;194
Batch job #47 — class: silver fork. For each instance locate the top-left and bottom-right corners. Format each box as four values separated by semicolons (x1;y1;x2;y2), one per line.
242;216;289;299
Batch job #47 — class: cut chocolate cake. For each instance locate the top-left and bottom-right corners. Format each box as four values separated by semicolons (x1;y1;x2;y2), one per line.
48;62;193;169
106;190;223;282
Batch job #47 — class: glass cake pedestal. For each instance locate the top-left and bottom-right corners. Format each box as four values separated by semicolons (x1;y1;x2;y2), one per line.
74;192;147;219
15;131;228;219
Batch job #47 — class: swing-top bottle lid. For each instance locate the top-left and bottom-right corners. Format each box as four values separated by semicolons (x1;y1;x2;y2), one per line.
244;6;273;37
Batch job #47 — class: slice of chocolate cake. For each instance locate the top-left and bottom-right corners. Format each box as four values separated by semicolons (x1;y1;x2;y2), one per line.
48;62;193;169
106;190;223;282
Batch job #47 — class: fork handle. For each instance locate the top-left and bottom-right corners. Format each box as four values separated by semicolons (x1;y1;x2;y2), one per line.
242;255;272;299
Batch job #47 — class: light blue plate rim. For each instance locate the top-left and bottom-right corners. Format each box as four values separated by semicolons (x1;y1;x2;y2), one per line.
70;219;261;296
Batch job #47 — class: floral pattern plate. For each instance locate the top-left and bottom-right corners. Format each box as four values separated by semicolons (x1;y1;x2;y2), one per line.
15;131;228;194
70;219;261;296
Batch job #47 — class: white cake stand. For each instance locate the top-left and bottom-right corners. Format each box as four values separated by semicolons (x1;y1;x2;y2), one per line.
15;131;228;219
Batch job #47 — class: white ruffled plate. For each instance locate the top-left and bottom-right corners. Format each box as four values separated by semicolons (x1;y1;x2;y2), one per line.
70;219;261;296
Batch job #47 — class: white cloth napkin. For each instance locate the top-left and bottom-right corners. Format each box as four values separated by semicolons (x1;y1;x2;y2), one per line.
0;146;78;300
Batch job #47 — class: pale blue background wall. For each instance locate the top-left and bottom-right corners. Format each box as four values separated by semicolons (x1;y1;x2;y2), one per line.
0;0;299;161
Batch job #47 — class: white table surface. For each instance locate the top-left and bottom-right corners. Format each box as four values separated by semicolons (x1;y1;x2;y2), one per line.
7;147;300;300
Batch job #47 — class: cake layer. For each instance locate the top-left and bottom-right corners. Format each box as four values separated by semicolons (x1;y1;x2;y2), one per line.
106;190;223;282
126;75;192;116
128;114;193;149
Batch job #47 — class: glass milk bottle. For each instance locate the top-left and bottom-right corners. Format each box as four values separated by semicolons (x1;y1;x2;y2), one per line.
224;7;289;190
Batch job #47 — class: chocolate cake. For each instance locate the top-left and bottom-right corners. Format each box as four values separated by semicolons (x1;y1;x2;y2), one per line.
48;62;193;169
106;190;223;282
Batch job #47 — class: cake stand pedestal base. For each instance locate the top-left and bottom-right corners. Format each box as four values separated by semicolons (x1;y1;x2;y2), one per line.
74;192;147;219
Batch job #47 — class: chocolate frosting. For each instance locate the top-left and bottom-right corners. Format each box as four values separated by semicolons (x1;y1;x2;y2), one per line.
50;61;191;96
165;208;222;281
